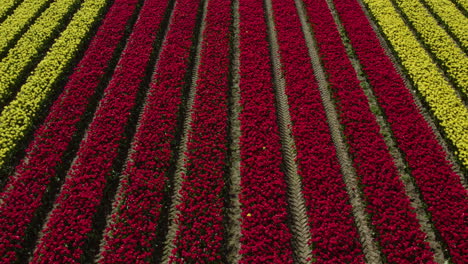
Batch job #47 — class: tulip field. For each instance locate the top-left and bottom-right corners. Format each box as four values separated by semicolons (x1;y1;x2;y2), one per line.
0;0;467;262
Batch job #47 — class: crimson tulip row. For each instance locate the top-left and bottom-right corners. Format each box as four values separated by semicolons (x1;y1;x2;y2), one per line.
270;0;365;262
30;0;170;261
302;0;435;262
0;0;141;261
237;0;294;262
99;0;203;262
169;0;231;262
332;0;468;262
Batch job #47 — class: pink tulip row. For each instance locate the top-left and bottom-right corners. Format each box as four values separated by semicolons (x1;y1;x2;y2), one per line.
237;0;294;262
30;0;170;261
332;0;468;262
270;0;365;262
99;0;204;262
168;0;232;262
0;0;140;261
302;0;435;262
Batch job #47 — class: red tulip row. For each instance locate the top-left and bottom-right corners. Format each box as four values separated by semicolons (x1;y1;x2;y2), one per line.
0;0;140;261
99;0;203;262
237;0;294;262
332;0;468;262
301;0;435;262
30;0;170;261
270;0;365;262
169;0;231;262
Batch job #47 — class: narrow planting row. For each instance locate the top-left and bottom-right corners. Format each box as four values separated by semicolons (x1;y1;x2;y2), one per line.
99;0;203;262
237;0;294;262
392;0;468;97
30;0;169;260
270;0;364;262
361;0;468;169
169;0;231;262
302;0;435;262
0;0;82;106
0;0;142;261
333;0;468;261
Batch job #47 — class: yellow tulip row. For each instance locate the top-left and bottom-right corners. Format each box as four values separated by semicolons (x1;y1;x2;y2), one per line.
0;0;22;21
0;0;108;168
454;0;468;12
0;0;53;55
421;0;468;52
362;0;468;168
393;0;468;97
0;0;82;106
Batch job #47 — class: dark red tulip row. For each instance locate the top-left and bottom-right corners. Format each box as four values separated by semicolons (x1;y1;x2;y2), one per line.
30;0;170;261
237;0;294;262
332;0;468;262
169;0;231;262
301;0;435;262
99;0;203;262
270;0;365;262
0;0;140;261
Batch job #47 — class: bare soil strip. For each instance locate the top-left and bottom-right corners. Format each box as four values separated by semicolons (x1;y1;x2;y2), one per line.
323;1;449;262
263;0;313;263
159;0;208;261
225;0;242;262
294;0;384;262
354;0;467;188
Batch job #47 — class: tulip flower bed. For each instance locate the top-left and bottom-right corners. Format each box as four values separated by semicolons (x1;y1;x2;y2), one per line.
422;0;468;52
0;0;466;262
237;0;294;262
169;0;231;262
99;0;203;262
362;0;468;169
333;0;468;262
302;0;435;262
0;0;53;55
0;0;82;105
392;0;468;97
270;0;364;262
0;0;107;169
0;0;23;21
0;0;141;260
30;0;169;260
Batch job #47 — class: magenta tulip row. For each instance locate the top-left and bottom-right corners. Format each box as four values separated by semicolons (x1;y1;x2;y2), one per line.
302;0;436;262
99;0;203;262
30;0;170;261
168;0;231;262
270;0;365;262
333;0;468;262
237;0;294;262
0;0;140;261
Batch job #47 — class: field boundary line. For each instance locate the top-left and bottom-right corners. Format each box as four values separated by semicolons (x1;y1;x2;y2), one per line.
159;0;208;261
225;0;242;262
354;0;467;188
324;0;450;262
264;0;313;262
294;0;384;262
